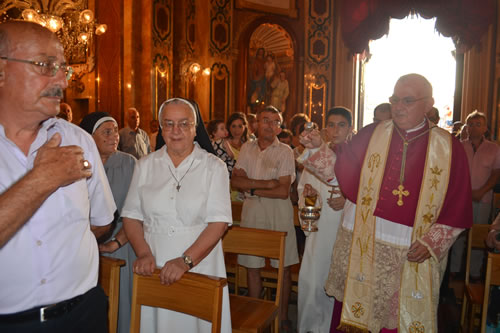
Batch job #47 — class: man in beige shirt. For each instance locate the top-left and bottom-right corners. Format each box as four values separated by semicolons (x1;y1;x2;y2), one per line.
231;106;299;331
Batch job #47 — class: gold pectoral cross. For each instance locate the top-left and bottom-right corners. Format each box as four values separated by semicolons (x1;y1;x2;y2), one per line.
392;184;409;206
391;126;431;208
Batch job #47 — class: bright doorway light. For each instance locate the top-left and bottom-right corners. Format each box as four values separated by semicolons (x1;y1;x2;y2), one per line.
363;16;456;130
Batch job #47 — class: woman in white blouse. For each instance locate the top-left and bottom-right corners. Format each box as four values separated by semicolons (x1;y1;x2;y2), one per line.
122;98;232;333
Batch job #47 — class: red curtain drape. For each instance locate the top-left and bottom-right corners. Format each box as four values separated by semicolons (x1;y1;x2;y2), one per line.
341;0;496;54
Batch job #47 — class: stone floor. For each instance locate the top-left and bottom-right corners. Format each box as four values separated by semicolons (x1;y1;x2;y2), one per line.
233;267;471;332
288;291;298;331
284;274;466;333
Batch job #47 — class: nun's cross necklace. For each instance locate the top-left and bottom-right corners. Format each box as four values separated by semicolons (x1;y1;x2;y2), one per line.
168;159;195;192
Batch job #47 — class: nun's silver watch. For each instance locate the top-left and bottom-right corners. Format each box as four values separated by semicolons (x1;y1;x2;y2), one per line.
182;255;194;269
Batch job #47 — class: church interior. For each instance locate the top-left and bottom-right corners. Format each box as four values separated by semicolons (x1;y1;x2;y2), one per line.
1;0;500;332
1;0;497;136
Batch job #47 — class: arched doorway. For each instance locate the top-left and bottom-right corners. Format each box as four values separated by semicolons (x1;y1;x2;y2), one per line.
361;16;457;130
235;18;300;125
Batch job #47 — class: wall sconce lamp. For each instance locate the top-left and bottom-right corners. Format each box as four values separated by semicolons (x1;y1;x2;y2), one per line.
186;62;211;81
202;68;211;76
189;63;201;74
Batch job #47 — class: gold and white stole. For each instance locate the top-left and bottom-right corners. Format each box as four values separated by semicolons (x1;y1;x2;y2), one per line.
398;125;451;333
339;120;451;333
339;120;392;332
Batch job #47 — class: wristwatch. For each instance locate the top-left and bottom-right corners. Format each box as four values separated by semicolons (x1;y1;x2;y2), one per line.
182;255;194;269
111;237;122;248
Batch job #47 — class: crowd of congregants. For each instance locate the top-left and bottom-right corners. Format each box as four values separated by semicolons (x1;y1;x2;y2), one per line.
2;20;500;333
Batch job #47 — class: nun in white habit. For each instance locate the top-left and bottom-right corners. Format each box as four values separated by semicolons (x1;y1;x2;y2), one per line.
122;98;232;333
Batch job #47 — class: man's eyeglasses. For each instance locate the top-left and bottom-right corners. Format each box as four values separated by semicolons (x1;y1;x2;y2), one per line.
0;56;74;80
260;118;281;127
388;95;429;106
162;120;195;131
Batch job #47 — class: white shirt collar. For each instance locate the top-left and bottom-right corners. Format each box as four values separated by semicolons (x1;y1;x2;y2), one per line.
406;119;427;133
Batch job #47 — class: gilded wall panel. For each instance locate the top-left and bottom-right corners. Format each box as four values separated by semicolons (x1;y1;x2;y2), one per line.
152;0;173;116
210;0;231;58
186;0;195;57
210;63;230;120
304;0;332;126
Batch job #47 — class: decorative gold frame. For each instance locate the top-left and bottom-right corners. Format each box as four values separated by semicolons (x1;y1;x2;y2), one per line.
154;66;169;119
308;82;327;127
235;0;297;18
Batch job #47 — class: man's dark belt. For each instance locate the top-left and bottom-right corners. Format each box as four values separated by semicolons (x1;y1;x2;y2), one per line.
0;294;84;323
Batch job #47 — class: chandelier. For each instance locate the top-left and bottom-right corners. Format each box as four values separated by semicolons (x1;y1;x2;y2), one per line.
0;0;106;67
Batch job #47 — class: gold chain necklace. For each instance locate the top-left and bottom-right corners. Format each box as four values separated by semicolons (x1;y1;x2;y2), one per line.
391;125;435;206
167;159;195;192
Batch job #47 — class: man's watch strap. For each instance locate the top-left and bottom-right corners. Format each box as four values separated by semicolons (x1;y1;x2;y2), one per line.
111;237;122;248
182;255;194;269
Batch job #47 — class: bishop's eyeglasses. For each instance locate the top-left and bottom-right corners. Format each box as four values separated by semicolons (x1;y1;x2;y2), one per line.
388;95;429;106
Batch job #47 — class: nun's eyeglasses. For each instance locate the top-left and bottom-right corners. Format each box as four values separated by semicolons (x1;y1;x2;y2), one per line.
163;120;195;131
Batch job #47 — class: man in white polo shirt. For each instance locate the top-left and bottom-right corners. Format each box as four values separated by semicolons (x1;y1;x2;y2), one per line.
0;21;115;333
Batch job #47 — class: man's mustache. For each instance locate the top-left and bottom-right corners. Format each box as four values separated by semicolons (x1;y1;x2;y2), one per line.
41;87;64;98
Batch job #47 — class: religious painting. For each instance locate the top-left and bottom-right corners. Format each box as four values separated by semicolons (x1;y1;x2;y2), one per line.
235;0;297;17
247;23;294;117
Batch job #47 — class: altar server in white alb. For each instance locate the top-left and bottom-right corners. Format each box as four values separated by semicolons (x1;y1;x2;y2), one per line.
297;107;353;333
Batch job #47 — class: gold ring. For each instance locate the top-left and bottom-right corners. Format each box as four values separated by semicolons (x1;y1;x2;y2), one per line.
83;160;90;168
